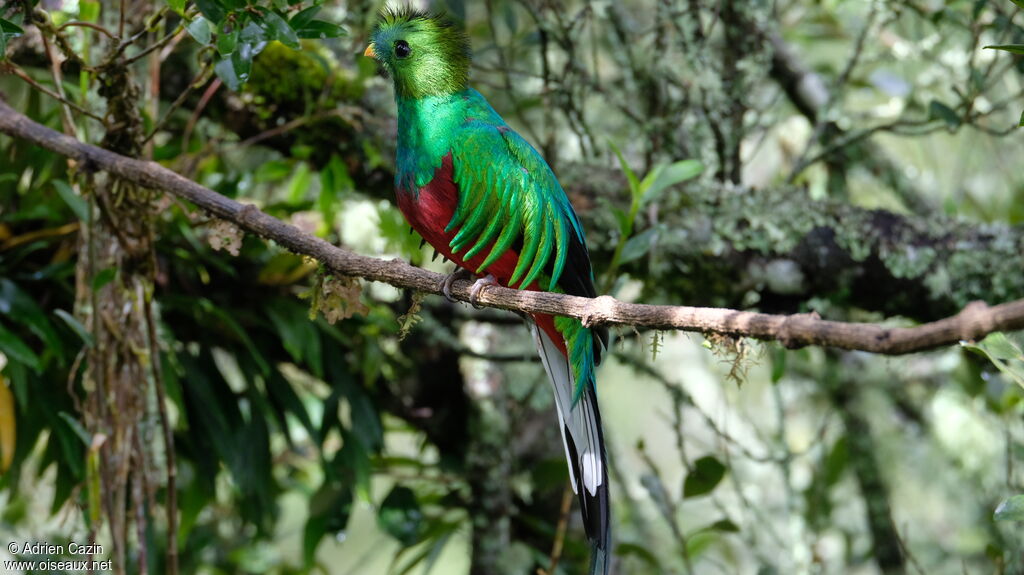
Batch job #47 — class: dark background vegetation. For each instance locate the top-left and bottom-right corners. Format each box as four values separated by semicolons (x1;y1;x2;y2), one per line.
2;0;1024;574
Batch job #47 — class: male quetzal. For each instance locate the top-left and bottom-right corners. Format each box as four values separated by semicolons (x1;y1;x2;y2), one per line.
366;8;611;574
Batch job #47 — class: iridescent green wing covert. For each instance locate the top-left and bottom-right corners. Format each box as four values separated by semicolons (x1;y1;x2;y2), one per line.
445;120;591;294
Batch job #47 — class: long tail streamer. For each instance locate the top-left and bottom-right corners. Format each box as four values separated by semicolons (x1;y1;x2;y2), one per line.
531;323;610;575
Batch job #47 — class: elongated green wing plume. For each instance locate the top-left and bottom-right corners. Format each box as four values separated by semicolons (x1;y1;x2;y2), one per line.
448;121;586;291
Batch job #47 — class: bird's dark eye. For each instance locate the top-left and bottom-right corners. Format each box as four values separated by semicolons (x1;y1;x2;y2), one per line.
394;40;412;59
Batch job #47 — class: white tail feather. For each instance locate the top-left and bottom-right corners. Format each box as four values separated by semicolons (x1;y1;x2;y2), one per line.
531;324;605;494
530;322;610;575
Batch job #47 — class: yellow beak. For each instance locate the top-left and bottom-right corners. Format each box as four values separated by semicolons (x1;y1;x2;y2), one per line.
363;43;376;58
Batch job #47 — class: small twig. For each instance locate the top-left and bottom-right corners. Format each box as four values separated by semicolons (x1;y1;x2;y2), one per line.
0;222;79;251
142;285;178;575
182;78;221;152
235;108;360;149
143;61;213;145
123;26;184;66
893;521;928;575
617;352;796;464
30;10;89;69
537;486;574;575
637;444;695;574
3;62;106;123
56;21;117;39
113;7;168;58
132;435;148;575
791;117;934;177
159;26;189;63
39;33;76;136
145;31;161;159
834;1;878;93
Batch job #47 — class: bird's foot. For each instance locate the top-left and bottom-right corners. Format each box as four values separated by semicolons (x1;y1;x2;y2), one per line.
440;268;473;303
469;274;498;309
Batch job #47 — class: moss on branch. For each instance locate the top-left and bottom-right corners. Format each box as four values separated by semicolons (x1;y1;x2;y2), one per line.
562;164;1024;321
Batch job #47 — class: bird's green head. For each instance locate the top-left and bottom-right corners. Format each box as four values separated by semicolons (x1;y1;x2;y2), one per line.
365;8;470;100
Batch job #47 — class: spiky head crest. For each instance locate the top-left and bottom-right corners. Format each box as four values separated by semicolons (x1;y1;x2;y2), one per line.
368;7;471;99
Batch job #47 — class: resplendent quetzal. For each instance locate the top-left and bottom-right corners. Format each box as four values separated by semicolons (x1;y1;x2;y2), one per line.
366;8;611;574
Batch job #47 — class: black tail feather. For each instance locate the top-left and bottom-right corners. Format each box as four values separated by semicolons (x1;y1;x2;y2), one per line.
563;385;611;574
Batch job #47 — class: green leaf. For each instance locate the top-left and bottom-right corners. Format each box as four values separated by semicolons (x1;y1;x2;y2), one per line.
0;321;40;371
319;155;352;217
1019;108;1024;128
58;412;92;446
186;16;213;46
216;24;239;56
619;227;659;265
685;531;720;561
691;518;741;534
303;481;354;567
239;21;269;54
52;180;89;221
709;518;740;533
0;18;25;60
287;162;312;204
260;11;300;49
391;520;458;575
166;0;187;15
266;301;319;368
92;267;117;291
962;332;1024;389
265;370;317;440
378;486;423;547
254;159;293;183
823;436;848;486
643;159;703;204
610;207;630;237
54;309;94;347
610;141;641;197
214;58;238;91
338;432;374;503
615;542;662;568
974;332;1023;360
204;303;270;375
928;100;961;130
985;44;1024;55
0;19;22;36
378;205;422;257
637;163;663;197
294;20;347;40
683;455;727;498
770;346;786;383
994;495;1024;521
194;0;226;23
290;5;322;29
0;280;61;350
212;21;268;90
79;1;101;22
985;543;1006;567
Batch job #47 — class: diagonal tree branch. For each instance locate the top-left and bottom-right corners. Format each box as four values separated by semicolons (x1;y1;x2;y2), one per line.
2;97;1023;355
766;28;935;213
